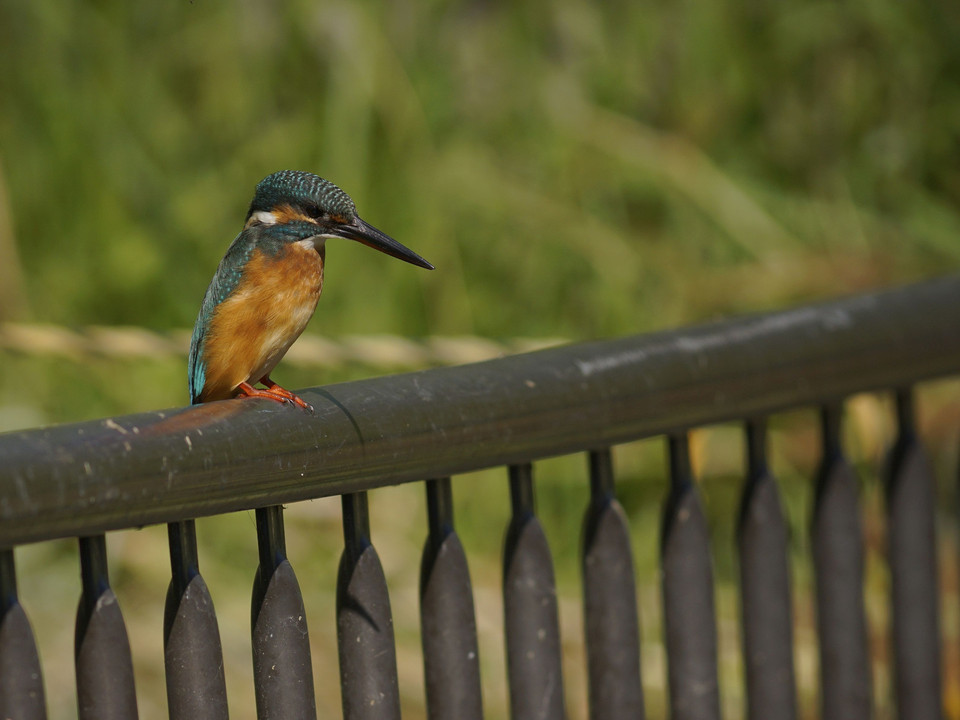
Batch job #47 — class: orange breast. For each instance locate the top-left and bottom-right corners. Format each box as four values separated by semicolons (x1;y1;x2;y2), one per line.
199;243;324;401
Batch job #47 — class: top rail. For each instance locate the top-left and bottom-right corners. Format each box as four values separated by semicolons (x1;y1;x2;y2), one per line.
1;275;959;547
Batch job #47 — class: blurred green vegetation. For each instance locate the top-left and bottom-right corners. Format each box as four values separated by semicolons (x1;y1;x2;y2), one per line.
1;1;959;719
2;1;959;356
1;0;959;421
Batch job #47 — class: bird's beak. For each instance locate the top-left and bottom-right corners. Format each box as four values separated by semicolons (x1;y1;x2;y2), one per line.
334;216;434;270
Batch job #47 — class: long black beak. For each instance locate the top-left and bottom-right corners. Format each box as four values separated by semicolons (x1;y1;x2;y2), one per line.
334;216;434;270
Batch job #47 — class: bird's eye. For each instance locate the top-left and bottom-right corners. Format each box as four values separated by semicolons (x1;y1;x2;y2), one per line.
306;205;326;220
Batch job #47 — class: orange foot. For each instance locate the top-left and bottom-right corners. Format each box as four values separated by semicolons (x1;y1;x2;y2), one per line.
260;376;314;411
236;379;313;412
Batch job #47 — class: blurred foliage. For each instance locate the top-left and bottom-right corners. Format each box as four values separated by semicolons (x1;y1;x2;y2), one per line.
1;1;960;719
1;0;959;348
1;0;959;420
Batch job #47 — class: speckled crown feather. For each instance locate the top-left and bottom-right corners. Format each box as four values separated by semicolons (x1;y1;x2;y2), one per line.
247;170;357;220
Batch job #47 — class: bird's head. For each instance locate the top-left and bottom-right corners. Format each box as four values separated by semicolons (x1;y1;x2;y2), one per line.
244;170;433;270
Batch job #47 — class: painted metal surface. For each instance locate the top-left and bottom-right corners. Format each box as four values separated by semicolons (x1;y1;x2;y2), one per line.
885;391;943;720
813;405;872;720
738;420;798;720
582;449;645;720
1;276;959;545
503;463;566;720
420;478;483;720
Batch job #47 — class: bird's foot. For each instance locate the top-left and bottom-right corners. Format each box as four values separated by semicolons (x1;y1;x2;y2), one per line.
259;376;314;412
237;380;314;412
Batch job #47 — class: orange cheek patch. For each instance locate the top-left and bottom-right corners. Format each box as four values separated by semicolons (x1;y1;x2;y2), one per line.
272;204;317;225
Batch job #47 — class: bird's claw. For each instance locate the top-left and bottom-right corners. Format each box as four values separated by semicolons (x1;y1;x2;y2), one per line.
237;381;313;412
259;376;314;412
285;395;314;413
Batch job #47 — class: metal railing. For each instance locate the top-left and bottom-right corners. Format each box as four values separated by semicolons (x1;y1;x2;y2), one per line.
1;275;959;719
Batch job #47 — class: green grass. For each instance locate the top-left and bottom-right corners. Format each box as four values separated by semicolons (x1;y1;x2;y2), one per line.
1;1;959;718
2;0;959;343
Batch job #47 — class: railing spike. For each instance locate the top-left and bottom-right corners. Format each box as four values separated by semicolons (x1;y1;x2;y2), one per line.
738;420;798;720
337;492;401;720
812;403;872;720
163;520;229;719
582;449;645;719
252;505;316;719
0;549;48;720
75;535;139;720
885;389;943;720
662;434;721;720
420;478;483;720
503;463;566;720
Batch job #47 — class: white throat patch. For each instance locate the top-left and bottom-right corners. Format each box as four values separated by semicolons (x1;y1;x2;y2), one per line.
249;210;278;226
296;237;328;251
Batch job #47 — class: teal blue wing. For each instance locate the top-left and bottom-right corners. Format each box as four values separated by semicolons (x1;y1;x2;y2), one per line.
187;320;208;405
188;231;257;404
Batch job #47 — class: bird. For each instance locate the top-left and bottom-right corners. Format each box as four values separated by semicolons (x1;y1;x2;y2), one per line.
188;170;433;411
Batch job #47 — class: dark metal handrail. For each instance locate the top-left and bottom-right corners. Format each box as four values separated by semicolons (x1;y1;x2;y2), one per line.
2;275;957;720
1;274;959;546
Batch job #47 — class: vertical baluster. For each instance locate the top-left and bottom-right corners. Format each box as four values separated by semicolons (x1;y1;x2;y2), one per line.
420;478;483;720
581;449;645;720
503;462;566;720
164;519;229;719
885;389;943;719
0;548;47;720
812;404;871;720
75;534;138;720
738;420;797;720
337;492;401;720
251;505;316;719
661;434;721;720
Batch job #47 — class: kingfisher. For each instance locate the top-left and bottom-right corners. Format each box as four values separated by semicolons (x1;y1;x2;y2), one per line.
188;170;433;410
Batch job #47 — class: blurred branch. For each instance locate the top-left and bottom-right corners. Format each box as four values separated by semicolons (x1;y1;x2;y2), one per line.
0;323;567;369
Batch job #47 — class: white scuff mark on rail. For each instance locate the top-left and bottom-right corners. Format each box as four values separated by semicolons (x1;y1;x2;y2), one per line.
576;348;648;377
673;308;822;352
103;418;128;435
411;376;434;401
577;305;859;378
94;593;117;611
538;672;558;719
821;308;853;330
